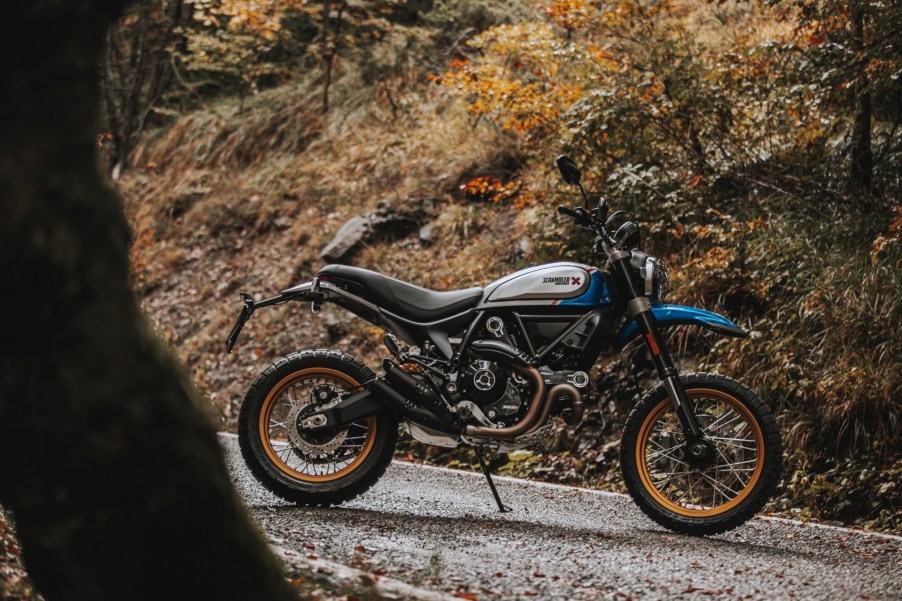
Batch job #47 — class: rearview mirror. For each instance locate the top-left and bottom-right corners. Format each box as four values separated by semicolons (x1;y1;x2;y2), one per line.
556;155;581;185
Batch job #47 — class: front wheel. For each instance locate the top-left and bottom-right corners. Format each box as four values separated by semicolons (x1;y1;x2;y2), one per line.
621;373;782;535
238;350;397;506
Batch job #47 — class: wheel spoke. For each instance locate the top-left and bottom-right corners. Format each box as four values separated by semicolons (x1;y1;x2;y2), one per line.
700;472;742;499
649;469;694;489
646;439;690;467
707;435;755;444
286;386;298;406
712;442;757;453
263;371;374;481
703;410;744;434
675;473;705;505
643;393;761;514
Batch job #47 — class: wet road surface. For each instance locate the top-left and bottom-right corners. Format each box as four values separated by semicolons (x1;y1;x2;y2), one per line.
220;434;901;601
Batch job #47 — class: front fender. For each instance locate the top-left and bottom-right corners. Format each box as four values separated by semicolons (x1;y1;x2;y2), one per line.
614;304;747;350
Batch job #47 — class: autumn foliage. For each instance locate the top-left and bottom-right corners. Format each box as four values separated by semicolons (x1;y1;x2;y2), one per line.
104;0;901;531
435;0;902;527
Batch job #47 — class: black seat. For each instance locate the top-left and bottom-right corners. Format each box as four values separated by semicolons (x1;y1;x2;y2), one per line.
318;265;483;323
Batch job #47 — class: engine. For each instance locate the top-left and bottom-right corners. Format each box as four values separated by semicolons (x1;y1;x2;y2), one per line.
459;359;527;425
457;316;591;429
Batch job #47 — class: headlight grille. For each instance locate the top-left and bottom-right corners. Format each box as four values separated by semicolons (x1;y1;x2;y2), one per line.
654;259;669;303
644;257;669;303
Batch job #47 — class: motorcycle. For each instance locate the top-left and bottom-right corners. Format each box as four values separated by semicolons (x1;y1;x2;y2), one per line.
226;155;782;535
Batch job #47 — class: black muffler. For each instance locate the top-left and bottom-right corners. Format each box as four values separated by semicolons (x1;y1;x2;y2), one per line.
371;359;457;431
300;359;458;432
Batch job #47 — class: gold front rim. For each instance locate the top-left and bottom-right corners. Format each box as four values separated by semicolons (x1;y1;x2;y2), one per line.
636;388;765;518
259;368;377;483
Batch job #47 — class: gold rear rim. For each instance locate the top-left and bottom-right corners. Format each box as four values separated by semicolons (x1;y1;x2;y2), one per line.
636;388;765;518
259;368;377;483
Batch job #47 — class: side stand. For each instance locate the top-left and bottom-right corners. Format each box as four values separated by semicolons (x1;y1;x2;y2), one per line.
474;448;511;513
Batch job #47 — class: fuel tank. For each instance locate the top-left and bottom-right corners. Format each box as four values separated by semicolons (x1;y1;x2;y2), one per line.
480;262;611;307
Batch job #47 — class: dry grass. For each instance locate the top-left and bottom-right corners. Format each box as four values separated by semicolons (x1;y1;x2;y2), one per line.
682;0;795;51
117;0;900;529
669;214;902;462
119;74;525;423
133;76;325;170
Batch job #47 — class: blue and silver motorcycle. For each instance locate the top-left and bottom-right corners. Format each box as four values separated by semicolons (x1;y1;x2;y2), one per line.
226;155;782;535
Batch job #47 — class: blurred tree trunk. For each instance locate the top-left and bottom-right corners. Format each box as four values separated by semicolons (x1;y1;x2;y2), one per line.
849;0;873;191
101;0;186;176
0;3;297;600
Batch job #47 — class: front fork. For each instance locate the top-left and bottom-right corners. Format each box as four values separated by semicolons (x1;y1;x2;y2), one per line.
609;252;716;465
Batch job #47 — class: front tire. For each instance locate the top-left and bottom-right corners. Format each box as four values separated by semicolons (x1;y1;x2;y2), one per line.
621;373;781;535
238;350;397;506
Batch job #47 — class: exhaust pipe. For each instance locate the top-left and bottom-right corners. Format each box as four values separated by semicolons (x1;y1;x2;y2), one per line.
463;364;548;439
369;343;576;442
550;383;584;427
368;360;457;431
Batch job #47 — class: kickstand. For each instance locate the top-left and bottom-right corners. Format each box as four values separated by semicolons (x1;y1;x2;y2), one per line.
474;448;512;513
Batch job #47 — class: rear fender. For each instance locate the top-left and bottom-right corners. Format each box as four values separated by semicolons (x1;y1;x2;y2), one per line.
614;304;747;350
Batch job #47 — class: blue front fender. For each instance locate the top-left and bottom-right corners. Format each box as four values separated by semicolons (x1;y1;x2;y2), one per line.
614;304;747;350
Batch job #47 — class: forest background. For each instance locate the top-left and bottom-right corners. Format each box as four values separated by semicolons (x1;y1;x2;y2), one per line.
6;0;900;598
107;0;901;530
62;0;902;531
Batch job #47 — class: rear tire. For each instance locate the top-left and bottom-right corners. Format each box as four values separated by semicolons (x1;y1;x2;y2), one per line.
621;373;781;535
238;350;397;506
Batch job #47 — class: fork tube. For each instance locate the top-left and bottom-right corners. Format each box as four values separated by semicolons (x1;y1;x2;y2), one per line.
629;308;702;439
608;252;704;440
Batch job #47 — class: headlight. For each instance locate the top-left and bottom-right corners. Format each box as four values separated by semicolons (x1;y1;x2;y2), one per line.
643;257;668;303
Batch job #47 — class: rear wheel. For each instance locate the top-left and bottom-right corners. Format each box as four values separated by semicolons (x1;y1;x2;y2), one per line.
238;350;397;506
621;373;781;535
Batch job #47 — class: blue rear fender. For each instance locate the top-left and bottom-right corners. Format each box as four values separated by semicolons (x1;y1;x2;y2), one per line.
614;304;747;350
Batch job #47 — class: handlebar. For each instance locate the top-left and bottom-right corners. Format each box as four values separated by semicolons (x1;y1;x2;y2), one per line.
557;203;620;257
557;205;585;221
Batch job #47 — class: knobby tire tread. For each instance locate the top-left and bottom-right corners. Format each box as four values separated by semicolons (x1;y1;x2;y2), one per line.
238;350;397;507
621;372;782;536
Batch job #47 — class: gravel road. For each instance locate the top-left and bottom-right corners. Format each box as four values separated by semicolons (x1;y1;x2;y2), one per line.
220;434;900;601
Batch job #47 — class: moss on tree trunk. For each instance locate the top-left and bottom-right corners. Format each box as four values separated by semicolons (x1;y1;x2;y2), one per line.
0;3;297;599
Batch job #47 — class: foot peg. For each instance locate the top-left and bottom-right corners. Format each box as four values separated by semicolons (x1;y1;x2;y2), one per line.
474;448;511;513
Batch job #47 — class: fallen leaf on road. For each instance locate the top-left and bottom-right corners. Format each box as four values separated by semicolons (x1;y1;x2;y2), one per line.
683;586;734;595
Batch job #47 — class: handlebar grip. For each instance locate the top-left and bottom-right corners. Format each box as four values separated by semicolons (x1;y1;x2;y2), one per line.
557;205;581;219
